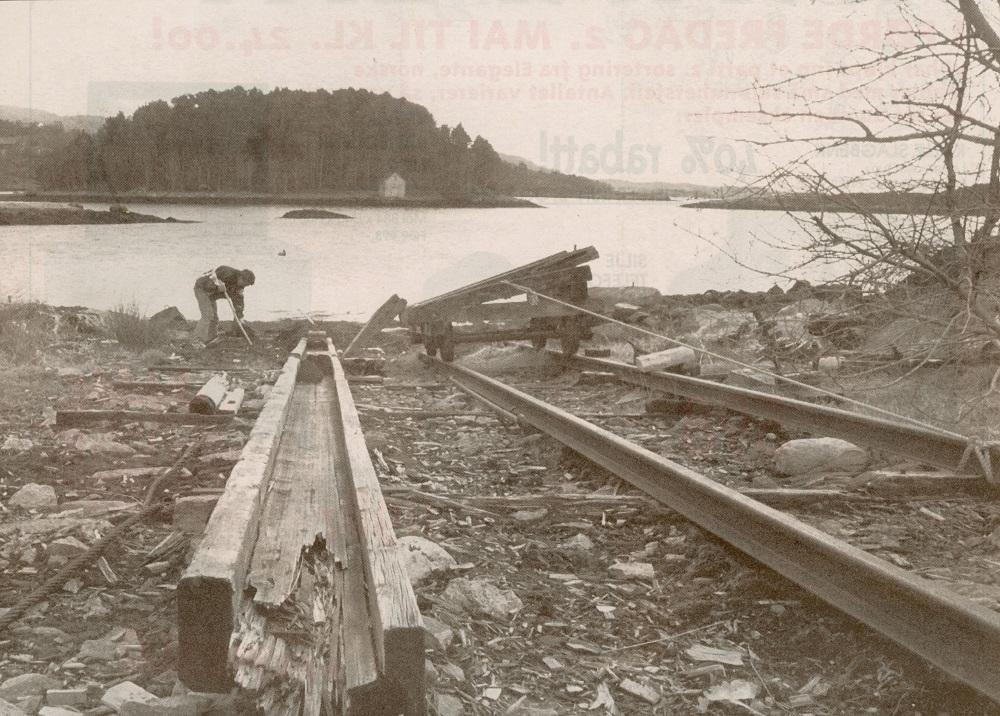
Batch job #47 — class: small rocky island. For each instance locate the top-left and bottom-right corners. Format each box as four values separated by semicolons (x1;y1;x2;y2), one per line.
0;202;192;226
280;208;352;219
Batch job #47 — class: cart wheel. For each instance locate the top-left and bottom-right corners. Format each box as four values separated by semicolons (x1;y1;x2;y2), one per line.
424;336;439;358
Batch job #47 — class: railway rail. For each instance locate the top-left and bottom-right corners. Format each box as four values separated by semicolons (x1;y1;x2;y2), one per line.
557;350;1000;483
423;354;1000;704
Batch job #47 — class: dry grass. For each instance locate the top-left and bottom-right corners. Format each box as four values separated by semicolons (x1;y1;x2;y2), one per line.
0;301;51;367
107;302;167;351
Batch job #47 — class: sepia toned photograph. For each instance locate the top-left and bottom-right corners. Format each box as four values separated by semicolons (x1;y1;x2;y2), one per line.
2;0;1000;713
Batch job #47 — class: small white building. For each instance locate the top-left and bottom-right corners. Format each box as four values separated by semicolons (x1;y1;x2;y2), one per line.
380;172;406;199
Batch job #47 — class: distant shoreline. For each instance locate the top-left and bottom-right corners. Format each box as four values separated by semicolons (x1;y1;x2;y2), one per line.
682;192;994;216
18;191;541;209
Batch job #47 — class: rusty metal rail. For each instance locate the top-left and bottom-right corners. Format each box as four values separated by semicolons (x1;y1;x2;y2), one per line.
557;351;998;482
425;355;1000;703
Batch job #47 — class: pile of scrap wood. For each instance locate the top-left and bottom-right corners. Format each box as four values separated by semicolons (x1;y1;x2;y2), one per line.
177;334;423;715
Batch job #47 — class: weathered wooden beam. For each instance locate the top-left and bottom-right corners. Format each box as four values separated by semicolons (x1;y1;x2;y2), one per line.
151;364;252;373
326;339;425;716
55;410;231;427
344;294;408;358
189;375;229;414
112;380;202;391
177;338;306;692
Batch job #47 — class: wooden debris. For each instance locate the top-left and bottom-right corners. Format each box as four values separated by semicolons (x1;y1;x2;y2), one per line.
852;468;985;496
151;364;252;373
634;346;698;372
343;294;407;358
190;375;230;414
112;380;202;391
56;410;231;426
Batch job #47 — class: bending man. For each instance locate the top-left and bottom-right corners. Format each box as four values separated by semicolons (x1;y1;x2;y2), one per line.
193;266;256;344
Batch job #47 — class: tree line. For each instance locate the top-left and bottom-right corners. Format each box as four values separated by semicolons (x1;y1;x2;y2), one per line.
35;87;611;198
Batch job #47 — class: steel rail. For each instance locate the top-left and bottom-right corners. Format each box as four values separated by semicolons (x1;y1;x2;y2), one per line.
556;351;998;482
425;356;1000;702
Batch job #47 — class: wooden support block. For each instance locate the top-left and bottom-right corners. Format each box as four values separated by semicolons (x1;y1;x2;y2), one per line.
326;339;425;716
56;410;230;427
177;338;306;693
348;375;385;385
174;494;220;534
218;387;245;415
190;375;229;414
344;294;408;358
852;469;985;496
576;371;618;386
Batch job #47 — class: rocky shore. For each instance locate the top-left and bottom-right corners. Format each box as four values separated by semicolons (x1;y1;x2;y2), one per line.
0;202;193;226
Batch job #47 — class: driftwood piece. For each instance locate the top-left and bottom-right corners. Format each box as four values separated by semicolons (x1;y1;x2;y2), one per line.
112;380;202;391
152;364;252;373
56;410;230;426
190;375;230;414
177;338;306;692
343;294;407;359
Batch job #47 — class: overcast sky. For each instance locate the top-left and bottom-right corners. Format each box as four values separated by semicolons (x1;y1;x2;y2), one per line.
0;0;961;184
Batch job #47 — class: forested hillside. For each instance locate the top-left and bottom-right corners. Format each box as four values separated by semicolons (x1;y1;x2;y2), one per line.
36;87;610;198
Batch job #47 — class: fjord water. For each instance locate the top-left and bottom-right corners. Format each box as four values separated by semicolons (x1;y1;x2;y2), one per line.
0;198;815;321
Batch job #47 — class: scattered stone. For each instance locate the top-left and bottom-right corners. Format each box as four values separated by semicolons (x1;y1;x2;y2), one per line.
0;697;26;716
422;616;455;651
774;438;868;476
619;678;660;704
78;639;119;662
149;306;187;325
43;689;88;708
74;433;135;456
559;534;594;553
542;656;564;672
0;674;60;701
1;436;33;453
511;509;547;522
608;561;655;581
432;692;464;716
8;484;58;510
424;660;439;685
439;578;523;619
38;707;81;716
119;694;214;715
101;682;157;712
173;495;219;535
47;537;88;558
397;536;457;586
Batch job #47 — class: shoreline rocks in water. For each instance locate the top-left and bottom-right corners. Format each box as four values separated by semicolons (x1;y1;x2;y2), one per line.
280;208;352;219
0;202;193;226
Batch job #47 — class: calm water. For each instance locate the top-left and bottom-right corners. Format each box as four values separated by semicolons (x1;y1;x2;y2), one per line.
0;199;820;321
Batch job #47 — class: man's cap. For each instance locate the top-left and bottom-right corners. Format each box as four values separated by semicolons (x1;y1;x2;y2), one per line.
240;269;256;285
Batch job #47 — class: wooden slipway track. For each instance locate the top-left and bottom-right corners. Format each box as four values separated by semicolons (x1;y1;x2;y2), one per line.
178;334;423;715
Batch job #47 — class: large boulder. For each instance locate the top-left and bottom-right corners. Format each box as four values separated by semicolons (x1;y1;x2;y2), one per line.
398;536;457;586
8;483;57;510
774;438;868;476
589;286;662;308
149;306;187;325
439;578;523;619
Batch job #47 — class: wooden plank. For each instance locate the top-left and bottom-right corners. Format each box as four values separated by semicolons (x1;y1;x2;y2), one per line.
326;339;425;716
344;294;408;358
112;380;202;391
56;410;231;427
177;338;306;692
190;375;230;414
406;246;597;312
151;364;252;373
